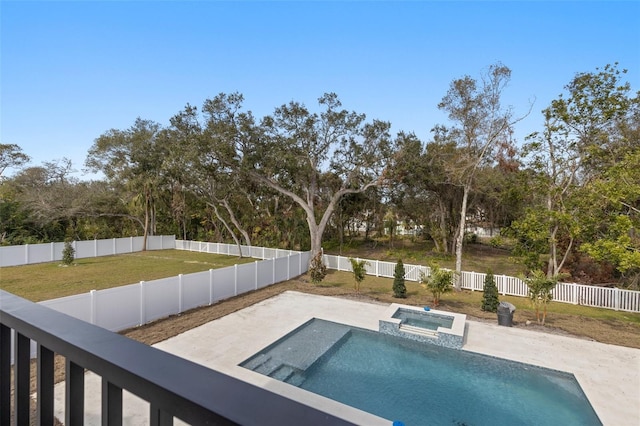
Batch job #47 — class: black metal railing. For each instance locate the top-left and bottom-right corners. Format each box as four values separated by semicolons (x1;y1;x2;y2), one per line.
0;290;355;425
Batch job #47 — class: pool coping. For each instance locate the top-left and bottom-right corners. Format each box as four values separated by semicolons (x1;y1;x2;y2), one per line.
51;291;640;425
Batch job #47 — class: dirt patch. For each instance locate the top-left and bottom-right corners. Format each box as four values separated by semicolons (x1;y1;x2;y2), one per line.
121;276;640;349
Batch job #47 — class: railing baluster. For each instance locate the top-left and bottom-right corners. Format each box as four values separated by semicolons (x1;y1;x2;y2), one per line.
38;344;55;425
15;332;30;425
102;379;123;426
150;404;173;426
0;324;11;425
66;359;85;425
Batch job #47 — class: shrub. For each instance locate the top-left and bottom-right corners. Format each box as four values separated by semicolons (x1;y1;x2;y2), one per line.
349;258;369;292
524;270;558;325
481;270;500;312
308;251;327;284
392;259;407;298
62;241;75;266
420;263;453;306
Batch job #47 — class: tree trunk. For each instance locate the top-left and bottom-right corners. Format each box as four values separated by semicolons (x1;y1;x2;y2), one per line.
454;185;470;290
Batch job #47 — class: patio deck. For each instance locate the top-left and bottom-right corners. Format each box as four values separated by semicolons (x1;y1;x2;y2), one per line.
53;291;640;425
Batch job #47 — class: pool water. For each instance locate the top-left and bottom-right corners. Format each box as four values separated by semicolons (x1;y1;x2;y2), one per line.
392;307;454;330
242;319;601;426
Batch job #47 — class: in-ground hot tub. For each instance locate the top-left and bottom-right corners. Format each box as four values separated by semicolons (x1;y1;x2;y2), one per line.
379;304;466;349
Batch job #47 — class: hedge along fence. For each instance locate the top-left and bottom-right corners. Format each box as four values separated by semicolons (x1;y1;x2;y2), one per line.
322;254;640;313
0;235;176;267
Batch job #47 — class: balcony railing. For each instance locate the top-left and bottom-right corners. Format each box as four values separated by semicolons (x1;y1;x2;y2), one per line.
0;290;354;425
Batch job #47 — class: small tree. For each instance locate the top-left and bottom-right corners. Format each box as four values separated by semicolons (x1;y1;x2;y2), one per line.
481;270;500;312
349;258;369;293
62;241;75;266
308;251;327;284
393;259;407;298
524;270;557;325
420;264;453;307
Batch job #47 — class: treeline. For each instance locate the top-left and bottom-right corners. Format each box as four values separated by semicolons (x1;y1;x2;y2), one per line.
1;63;638;287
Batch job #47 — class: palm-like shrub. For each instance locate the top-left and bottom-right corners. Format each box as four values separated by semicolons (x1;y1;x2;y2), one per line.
308;251;327;284
349;258;369;292
524;270;558;325
420;264;453;307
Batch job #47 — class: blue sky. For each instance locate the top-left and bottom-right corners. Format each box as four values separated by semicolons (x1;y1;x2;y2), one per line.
2;1;639;179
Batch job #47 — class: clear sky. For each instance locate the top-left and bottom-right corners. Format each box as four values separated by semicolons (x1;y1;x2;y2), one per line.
2;1;639;179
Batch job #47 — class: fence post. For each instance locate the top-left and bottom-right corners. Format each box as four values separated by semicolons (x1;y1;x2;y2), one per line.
572;283;578;305
500;275;506;296
470;271;475;291
234;264;238;296
287;254;291;279
94;239;98;257
178;274;184;314
255;261;259;290
90;290;97;325
262;247;265;260
50;242;55;262
272;258;276;284
130;237;134;253
209;269;214;305
113;238;117;255
376;260;379;277
25;244;29;265
614;287;620;311
139;281;146;326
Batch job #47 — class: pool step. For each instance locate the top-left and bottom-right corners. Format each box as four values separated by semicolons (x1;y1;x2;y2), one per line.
270;365;306;386
400;324;438;338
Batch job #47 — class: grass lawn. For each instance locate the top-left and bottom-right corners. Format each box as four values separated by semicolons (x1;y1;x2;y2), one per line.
0;249;255;302
324;237;526;276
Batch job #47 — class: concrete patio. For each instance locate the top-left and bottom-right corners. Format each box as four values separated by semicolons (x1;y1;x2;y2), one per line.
53;291;640;425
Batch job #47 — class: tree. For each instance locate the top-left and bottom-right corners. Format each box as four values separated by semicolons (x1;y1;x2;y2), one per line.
513;63;639;282
393;259;407;298
0;143;30;178
436;63;525;288
210;92;394;258
481;270;500;312
86;118;165;250
62;240;75;265
349;258;369;292
420;264;453;306
524;270;557;325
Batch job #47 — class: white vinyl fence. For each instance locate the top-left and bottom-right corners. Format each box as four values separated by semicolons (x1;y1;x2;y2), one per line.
0;235;176;267
323;254;640;313
39;245;309;333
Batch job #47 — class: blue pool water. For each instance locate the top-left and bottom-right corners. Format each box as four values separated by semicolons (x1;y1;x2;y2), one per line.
242;319;601;426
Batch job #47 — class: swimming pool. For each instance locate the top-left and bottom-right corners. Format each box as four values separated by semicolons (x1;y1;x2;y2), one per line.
241;318;601;426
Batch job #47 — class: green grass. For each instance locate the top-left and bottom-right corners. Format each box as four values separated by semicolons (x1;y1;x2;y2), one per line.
325;237;526;276
316;270;640;326
0;250;255;302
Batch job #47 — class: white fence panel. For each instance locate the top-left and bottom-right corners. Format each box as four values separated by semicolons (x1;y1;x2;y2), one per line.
40;293;92;324
621;289;640;312
143;278;180;324
29;243;54;264
74;240;95;259
404;263;428;282
237;263;257;294
115;237;134;254
95;285;141;331
299;252;311;276
96;239;114;257
0;245;26;266
182;270;211;311
211;267;236;303
257;259;275;288
274;257;290;282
